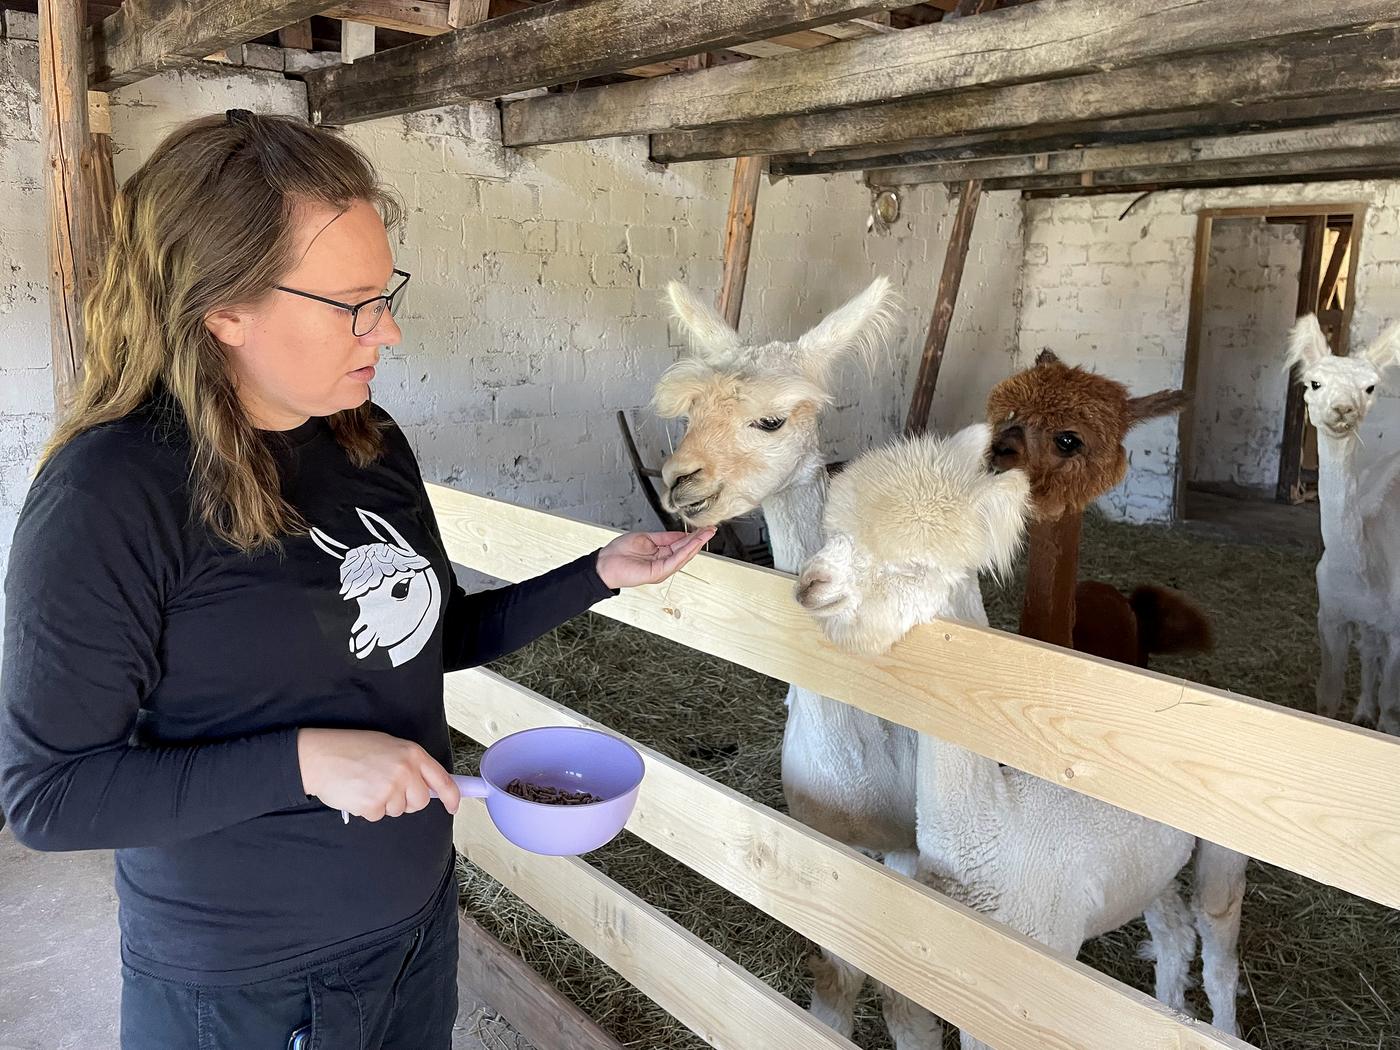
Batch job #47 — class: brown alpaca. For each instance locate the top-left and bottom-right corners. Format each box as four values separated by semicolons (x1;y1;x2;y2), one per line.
987;350;1212;665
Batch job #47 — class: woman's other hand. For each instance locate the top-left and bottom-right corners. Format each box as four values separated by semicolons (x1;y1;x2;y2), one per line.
297;728;462;821
595;528;716;589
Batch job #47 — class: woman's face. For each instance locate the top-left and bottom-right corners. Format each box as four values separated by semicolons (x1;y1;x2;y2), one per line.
207;198;402;431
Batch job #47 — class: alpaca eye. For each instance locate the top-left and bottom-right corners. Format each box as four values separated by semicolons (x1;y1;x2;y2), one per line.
752;417;786;432
1053;432;1082;455
1367;385;1376;394
1310;380;1322;391
391;579;412;600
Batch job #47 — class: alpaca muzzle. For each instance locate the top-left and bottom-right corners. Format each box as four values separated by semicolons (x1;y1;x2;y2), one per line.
990;425;1026;473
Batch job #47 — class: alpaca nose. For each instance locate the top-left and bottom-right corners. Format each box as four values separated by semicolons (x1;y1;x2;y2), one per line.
990;426;1025;472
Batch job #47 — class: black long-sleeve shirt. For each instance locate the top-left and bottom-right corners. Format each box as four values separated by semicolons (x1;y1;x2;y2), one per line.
0;400;614;984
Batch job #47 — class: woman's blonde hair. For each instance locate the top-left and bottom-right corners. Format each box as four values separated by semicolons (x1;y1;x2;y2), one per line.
43;111;404;552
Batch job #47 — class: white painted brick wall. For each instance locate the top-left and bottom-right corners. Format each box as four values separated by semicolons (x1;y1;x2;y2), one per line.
1021;181;1400;523
1190;218;1301;491
0;51;1023;627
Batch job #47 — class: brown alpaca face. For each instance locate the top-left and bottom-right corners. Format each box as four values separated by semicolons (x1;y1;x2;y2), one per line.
987;351;1186;521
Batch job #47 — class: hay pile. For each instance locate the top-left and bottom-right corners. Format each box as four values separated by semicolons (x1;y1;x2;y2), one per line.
454;513;1399;1050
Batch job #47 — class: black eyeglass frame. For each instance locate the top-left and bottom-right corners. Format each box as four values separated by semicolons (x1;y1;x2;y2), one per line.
275;268;412;336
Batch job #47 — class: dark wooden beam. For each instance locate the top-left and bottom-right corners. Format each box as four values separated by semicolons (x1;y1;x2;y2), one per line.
42;0;92;411
279;18;315;48
769;93;1400;176
307;0;914;126
650;27;1400;164
717;156;763;329
505;0;1400;146
456;914;624;1050
1318;224;1352;310
90;0;340;90
867;118;1400;187
905;180;982;436
1020;168;1400;198
1278;216;1327;504
1174;213;1213;519
967;146;1400;193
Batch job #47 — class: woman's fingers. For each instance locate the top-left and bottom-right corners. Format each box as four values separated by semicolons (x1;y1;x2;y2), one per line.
419;756;462;814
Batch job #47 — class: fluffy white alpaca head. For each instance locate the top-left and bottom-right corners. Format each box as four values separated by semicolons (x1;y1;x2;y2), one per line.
1285;314;1400;440
796;424;1031;656
652;278;898;527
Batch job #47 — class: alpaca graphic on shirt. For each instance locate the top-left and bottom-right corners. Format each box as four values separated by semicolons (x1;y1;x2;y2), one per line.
309;508;442;667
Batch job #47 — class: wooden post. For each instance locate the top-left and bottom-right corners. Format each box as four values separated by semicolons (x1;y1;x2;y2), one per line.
904;178;982;435
448;0;492;28
41;0;93;412
84;91;117;294
456;913;624;1050
1276;214;1326;504
716;154;762;329
342;20;376;62
1174;212;1213;517
278;20;315;50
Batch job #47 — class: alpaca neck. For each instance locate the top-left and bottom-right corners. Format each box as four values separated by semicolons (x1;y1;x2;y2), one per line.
761;460;828;575
1317;434;1364;573
915;575;1011;881
1019;510;1083;649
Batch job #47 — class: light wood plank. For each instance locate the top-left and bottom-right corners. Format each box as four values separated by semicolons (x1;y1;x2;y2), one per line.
429;485;1400;909
341;19;375;61
449;670;1250;1050
326;0;450;34
307;0;912;126
449;752;861;1048
448;0;490;30
455;913;624;1050
649;28;1400;164
90;0;339;90
504;0;1400;145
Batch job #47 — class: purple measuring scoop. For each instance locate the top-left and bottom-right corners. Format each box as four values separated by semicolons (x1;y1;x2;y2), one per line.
341;726;645;857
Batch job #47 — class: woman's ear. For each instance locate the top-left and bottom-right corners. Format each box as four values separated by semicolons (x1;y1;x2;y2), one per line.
204;306;249;348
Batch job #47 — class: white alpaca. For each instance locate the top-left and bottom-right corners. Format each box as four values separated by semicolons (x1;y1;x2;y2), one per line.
797;425;1240;1047
654;279;940;1044
1286;315;1400;732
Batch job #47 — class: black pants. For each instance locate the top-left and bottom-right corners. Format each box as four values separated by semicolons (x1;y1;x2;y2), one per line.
119;874;458;1050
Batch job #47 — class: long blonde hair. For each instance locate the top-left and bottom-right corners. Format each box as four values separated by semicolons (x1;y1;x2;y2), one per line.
43;112;404;552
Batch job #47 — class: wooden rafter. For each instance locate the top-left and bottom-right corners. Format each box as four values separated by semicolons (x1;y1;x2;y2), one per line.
307;0;916;126
505;0;1400;146
716;156;763;329
649;27;1400;164
90;0;342;90
867;118;1400;188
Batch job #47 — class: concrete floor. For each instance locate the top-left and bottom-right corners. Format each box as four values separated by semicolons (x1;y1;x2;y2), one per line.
0;827;533;1050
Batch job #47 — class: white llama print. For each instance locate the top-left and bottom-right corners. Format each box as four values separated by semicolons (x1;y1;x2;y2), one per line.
310;508;442;667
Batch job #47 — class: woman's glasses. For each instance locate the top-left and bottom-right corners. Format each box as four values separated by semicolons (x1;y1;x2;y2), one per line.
275;268;412;337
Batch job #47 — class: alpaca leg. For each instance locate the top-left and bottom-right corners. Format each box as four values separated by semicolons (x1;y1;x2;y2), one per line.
1316;612;1349;720
807;948;866;1038
1377;641;1400;736
1192;840;1246;1038
1142;886;1197;1013
873;985;943;1050
1354;626;1383;728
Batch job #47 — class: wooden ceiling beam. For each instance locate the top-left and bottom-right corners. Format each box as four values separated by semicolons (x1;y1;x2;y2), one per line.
306;0;914;126
767;93;1400;176
862;117;1400;186
323;1;451;34
650;26;1400;164
91;0;344;90
504;0;1400;146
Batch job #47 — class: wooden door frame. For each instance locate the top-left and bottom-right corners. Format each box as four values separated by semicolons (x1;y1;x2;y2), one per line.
1174;201;1366;519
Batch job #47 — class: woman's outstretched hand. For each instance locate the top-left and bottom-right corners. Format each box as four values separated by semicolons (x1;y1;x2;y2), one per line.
595;528;717;589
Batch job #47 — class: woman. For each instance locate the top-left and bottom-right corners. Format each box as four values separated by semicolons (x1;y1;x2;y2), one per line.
0;110;713;1049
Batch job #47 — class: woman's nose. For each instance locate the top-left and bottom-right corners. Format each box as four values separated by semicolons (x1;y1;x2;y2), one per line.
364;311;402;347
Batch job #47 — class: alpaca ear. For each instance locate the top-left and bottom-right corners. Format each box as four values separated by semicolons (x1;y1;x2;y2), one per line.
976;468;1031;579
1126;388;1188;424
1034;349;1062;367
946;422;993;467
666;281;741;363
1284;313;1330;373
795;276;899;381
1363;319;1400;370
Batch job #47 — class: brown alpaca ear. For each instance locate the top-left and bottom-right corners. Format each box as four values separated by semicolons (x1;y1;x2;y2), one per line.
1034;349;1061;367
1126;389;1189;423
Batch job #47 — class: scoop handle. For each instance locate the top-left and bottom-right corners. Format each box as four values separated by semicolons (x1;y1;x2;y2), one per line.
340;775;490;823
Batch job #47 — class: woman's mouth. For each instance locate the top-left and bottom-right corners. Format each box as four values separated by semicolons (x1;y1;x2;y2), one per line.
349;365;377;382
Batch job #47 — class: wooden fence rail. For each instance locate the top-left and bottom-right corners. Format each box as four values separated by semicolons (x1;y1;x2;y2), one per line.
448;670;1249;1050
429;485;1400;911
